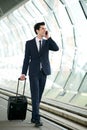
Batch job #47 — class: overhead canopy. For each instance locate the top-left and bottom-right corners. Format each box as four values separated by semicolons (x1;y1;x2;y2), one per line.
0;0;28;17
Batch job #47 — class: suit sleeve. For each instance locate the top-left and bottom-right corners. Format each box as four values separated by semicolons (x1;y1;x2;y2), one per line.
48;37;59;51
22;41;30;75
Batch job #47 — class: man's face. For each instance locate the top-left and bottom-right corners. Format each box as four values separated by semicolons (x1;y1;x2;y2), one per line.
37;25;46;37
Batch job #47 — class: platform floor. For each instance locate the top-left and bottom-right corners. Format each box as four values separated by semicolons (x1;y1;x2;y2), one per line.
0;97;67;130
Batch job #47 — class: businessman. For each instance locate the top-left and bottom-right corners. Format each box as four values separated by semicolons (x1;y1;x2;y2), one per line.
20;22;59;127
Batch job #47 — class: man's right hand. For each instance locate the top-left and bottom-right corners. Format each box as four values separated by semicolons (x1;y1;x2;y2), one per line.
19;74;26;80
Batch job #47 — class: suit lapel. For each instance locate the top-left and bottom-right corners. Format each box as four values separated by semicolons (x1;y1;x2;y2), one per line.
41;39;46;52
33;38;39;54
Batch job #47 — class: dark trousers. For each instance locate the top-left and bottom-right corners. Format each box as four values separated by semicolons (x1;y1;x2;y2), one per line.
29;70;47;121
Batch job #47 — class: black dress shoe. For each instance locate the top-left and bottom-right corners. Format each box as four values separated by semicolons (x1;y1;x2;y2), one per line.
35;121;43;127
31;119;36;123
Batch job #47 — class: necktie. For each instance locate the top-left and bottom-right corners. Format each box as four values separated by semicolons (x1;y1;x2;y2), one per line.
39;40;41;52
39;40;42;69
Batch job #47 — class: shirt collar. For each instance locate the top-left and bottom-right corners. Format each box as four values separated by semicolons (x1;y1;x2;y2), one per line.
36;37;43;43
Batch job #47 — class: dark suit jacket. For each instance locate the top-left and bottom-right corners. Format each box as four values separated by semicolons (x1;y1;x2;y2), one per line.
22;37;59;76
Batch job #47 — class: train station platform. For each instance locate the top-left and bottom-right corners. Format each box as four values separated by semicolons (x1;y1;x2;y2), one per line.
0;97;66;130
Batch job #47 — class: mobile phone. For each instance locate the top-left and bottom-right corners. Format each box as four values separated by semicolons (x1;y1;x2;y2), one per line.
45;31;48;35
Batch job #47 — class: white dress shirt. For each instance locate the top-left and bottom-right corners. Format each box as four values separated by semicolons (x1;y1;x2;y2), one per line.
35;37;42;52
35;37;43;69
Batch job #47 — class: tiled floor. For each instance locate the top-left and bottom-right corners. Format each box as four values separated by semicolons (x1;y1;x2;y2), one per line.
0;97;66;130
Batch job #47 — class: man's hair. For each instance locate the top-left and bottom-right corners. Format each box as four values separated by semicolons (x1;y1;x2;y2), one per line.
34;22;45;34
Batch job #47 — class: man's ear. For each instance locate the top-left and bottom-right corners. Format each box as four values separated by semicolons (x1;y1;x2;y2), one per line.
36;29;39;34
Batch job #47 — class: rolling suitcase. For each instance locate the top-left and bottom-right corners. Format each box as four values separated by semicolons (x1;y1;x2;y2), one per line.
7;78;27;120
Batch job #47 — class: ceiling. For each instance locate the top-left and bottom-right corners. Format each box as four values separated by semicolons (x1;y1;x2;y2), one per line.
0;0;87;19
0;0;28;18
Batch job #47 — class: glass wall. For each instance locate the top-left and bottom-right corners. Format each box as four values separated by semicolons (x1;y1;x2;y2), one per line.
0;0;87;108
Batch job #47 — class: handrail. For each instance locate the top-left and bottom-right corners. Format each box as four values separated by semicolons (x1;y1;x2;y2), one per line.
0;87;87;116
0;87;87;130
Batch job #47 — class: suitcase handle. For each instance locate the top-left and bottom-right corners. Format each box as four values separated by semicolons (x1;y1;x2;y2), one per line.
16;78;26;97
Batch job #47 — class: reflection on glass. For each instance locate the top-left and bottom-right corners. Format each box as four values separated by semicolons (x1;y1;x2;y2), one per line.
79;73;87;93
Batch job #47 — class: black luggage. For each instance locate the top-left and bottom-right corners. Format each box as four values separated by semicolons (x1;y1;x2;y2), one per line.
7;78;27;120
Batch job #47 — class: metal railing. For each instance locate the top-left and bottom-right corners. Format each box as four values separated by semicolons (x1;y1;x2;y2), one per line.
0;87;87;130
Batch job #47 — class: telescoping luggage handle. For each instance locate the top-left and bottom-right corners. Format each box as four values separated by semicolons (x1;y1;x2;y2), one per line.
16;78;26;97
